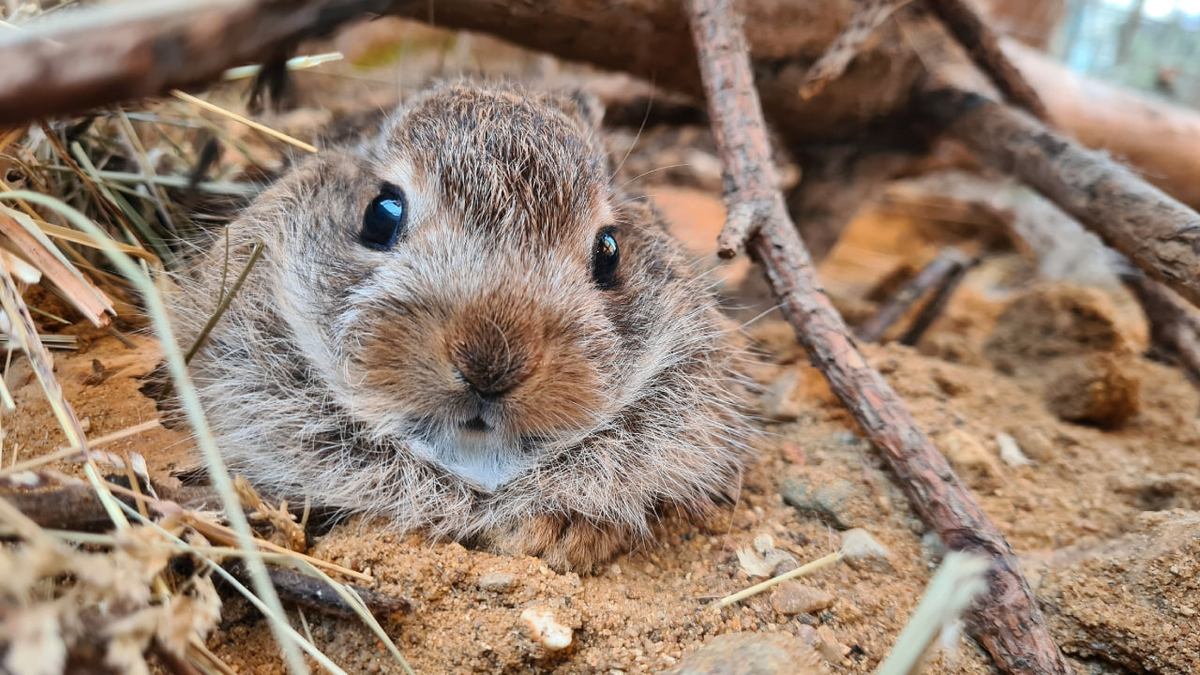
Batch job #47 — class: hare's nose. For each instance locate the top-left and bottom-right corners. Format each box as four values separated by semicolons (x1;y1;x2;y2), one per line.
451;340;531;400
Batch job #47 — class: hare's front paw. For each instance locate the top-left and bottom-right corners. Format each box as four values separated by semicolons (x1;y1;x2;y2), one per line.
490;514;631;573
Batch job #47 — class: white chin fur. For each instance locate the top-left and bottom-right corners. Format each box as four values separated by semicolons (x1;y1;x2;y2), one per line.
409;432;538;492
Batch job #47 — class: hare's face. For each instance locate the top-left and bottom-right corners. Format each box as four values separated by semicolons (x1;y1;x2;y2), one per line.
260;85;694;491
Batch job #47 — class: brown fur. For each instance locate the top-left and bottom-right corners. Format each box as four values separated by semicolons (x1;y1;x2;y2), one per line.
167;82;755;572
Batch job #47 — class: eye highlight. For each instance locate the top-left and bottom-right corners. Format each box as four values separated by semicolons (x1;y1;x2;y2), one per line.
360;183;407;251
591;226;620;289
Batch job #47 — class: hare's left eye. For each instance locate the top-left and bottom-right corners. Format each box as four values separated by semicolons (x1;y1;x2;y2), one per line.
360;183;407;251
592;226;620;289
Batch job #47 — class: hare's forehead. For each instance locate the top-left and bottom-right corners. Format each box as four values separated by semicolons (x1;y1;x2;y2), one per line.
371;112;611;244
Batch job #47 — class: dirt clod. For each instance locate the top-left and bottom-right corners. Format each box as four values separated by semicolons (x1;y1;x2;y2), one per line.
984;284;1130;374
1044;353;1141;428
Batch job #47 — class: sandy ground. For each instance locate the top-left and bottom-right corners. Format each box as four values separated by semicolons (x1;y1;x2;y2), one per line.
6;21;1200;675
8;188;1200;674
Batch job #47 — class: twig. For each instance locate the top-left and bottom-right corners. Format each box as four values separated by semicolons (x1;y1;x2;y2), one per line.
855;248;967;343
684;2;1072;674
923;0;1050;121
0;418;161;477
1;484;131;531
922;88;1200;310
225;561;409;619
798;0;910;101
713;550;843;609
1120;269;1200;382
897;253;978;346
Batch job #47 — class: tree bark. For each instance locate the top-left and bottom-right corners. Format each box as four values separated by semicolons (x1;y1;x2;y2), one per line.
0;0;389;126
922;87;1200;309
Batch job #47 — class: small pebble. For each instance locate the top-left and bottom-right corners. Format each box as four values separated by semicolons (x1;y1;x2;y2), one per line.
520;606;573;650
780;471;861;529
840;528;892;572
815;626;849;664
478;571;515;592
663;632;822;675
770;582;835;616
995;432;1032;467
760;369;804;422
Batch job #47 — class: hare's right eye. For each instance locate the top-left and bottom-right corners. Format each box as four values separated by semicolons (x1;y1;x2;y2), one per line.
360;183;407;251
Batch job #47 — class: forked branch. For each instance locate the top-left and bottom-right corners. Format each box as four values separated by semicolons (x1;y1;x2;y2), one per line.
685;1;1073;673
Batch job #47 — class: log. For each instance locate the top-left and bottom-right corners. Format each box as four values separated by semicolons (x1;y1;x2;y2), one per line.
0;0;389;126
685;1;1072;673
921;87;1200;309
3;0;1200;218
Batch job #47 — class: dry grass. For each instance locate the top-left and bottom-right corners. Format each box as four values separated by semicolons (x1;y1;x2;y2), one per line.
0;7;411;671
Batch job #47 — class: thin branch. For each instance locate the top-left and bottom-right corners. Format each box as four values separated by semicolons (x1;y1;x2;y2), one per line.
684;1;1072;673
855;248;967;343
922;88;1200;310
1120;270;1200;382
798;0;910;101
898;253;978;346
923;0;1051;121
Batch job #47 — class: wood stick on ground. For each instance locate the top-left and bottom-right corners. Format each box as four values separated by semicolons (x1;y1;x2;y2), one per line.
897;253;978;347
225;561;410;620
1120;270;1200;382
923;0;1050;122
855;248;967;343
685;2;1072;673
922;88;1200;310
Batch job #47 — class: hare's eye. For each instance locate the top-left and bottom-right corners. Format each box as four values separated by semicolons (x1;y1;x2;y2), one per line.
591;227;620;289
360;183;407;251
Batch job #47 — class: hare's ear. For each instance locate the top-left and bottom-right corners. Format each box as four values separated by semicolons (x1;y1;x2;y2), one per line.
545;89;604;129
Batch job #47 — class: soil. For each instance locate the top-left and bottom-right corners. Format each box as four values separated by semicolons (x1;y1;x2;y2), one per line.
5;20;1200;675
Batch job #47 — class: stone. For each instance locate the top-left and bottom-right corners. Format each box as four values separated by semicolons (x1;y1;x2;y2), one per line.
840;528;892;572
760;369;804;422
770;582;836;616
814;626;849;664
1044;353;1140;428
520;606;572;651
478;571;515;592
995;432;1032;467
663;633;823;675
780;471;862;529
939;429;1003;483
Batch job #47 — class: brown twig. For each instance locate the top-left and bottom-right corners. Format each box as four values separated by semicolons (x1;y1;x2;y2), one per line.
922;88;1200;310
1;484;131;532
898;253;978;346
685;1;1072;673
225;561;410;620
923;0;1050;121
855;249;967;343
1120;270;1200;382
798;0;910;101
